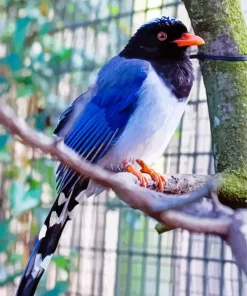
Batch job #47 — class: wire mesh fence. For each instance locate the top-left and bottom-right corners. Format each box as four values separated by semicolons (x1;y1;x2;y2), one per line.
0;0;247;295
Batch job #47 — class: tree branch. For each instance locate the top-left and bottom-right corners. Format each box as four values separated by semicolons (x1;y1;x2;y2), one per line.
0;102;246;274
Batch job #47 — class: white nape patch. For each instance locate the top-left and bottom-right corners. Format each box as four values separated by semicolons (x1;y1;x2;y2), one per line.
68;204;80;219
58;192;67;206
31;254;42;278
100;65;189;167
40;255;52;271
49;211;59;228
38;225;47;240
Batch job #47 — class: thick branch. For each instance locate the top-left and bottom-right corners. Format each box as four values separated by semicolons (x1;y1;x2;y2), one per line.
0;103;246;274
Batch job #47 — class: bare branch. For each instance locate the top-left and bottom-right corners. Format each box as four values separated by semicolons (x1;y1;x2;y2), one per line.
150;182;215;212
0;102;246;274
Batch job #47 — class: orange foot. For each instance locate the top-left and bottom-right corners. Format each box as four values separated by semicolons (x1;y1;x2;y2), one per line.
136;159;166;191
123;159;166;191
123;161;148;187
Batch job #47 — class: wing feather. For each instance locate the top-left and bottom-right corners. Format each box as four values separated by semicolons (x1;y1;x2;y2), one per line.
55;57;150;194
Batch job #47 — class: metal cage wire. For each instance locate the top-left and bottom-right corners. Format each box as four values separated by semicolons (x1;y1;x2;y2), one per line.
0;0;247;295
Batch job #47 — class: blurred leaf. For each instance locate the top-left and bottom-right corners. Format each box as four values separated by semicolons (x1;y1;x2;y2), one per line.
0;269;22;287
43;159;55;185
0;147;12;163
107;2;120;16
9;180;41;216
174;129;181;138
0;0;11;6
0;219;17;252
39;21;52;35
30;221;39;235
0;53;23;72
13;17;31;53
57;48;72;61
26;176;40;188
34;207;50;227
35;111;46;130
50;48;72;64
33;158;55;186
8;253;22;264
31;207;49;235
4;165;20;179
0;20;15;42
0;133;9;149
155;223;175;234
13;72;33;85
52;256;68;270
52;254;77;271
17;85;35;98
41;281;69;296
0;75;10;96
41;34;53;51
67;3;75;14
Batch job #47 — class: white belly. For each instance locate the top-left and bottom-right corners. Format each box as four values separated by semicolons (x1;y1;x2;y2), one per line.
100;66;189;167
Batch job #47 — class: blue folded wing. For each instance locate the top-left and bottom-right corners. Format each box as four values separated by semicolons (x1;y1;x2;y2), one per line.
55;56;149;193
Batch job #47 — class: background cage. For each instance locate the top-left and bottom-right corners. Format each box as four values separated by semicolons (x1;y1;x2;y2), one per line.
0;0;247;295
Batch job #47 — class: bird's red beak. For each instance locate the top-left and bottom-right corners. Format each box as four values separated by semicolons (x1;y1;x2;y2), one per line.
173;33;205;47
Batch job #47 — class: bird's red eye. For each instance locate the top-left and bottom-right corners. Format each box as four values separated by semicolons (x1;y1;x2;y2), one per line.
157;31;167;41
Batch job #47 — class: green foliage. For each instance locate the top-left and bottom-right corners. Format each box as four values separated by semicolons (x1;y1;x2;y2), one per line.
13;17;32;53
9;180;41;216
155;223;175;234
0;0;132;291
0;133;11;162
0;133;9;149
52;252;78;272
0;270;23;287
0;75;10;96
107;2;120;16
0;219;17;252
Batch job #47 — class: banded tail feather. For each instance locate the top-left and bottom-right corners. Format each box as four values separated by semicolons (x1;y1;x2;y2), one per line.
15;184;86;296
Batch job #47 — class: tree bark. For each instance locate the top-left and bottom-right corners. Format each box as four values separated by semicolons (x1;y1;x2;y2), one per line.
183;0;247;207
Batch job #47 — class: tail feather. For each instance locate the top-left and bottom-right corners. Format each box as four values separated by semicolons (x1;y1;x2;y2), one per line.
15;186;84;296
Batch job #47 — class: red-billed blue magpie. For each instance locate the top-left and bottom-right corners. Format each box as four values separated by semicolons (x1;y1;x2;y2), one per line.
15;16;204;295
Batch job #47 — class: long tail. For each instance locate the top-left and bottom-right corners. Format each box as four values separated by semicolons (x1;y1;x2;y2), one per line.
15;186;85;296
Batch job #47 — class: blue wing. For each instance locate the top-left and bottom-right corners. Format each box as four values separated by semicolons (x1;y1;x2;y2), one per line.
55;56;149;193
15;57;150;296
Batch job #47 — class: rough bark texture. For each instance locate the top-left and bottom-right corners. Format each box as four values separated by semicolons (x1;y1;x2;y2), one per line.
183;0;247;206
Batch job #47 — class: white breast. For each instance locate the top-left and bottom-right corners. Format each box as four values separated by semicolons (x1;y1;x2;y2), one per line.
100;65;189;166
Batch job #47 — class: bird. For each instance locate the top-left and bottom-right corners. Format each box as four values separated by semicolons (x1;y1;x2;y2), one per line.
15;16;204;296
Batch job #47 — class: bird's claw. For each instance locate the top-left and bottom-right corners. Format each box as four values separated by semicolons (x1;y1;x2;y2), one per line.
123;161;148;187
123;159;166;191
136;159;166;191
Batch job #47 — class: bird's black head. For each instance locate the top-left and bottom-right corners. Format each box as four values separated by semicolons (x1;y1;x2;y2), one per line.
120;16;204;61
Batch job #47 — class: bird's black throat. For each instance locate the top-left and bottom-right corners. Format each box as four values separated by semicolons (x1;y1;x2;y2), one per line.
120;53;194;100
150;57;194;100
